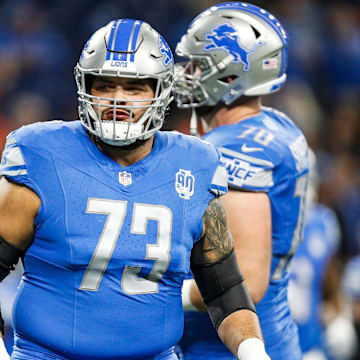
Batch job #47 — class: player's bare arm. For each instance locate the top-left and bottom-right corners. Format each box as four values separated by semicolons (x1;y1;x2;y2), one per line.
190;197;268;359
0;177;40;347
222;190;272;303
0;177;40;250
183;191;271;310
195;196;233;263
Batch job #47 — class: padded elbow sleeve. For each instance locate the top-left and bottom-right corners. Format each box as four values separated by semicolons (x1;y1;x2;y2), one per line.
191;248;256;329
0;237;23;281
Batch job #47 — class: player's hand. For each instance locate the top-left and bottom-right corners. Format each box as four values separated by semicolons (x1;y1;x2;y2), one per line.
0;338;10;360
237;338;271;360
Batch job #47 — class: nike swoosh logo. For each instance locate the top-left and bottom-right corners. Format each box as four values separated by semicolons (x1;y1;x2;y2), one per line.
241;144;264;152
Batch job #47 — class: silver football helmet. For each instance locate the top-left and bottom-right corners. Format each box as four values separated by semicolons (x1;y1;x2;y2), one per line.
75;19;174;146
174;2;288;109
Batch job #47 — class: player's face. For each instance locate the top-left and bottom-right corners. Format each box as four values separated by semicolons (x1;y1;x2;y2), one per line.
90;77;155;123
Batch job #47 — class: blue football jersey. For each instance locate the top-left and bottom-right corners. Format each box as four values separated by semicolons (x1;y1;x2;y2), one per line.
289;204;340;354
180;107;309;360
0;121;228;360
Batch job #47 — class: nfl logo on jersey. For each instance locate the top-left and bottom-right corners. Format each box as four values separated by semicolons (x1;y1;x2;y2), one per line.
175;169;194;200
118;171;132;186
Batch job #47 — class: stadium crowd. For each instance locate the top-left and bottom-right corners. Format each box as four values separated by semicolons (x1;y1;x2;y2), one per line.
0;0;360;359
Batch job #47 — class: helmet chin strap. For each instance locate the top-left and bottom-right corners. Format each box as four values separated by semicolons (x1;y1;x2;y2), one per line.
200;117;212;134
190;108;200;137
93;134;151;151
100;136;137;147
100;130;154;147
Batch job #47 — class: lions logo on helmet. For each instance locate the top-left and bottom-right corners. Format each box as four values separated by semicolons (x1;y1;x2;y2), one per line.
159;35;173;66
204;23;264;71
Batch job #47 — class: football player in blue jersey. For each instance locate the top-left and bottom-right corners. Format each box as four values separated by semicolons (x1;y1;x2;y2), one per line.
288;151;352;360
173;3;309;360
0;19;271;360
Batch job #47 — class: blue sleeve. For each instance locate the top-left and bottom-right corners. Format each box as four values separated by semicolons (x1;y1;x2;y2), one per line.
209;147;228;197
190;140;228;242
219;145;275;192
0;130;38;194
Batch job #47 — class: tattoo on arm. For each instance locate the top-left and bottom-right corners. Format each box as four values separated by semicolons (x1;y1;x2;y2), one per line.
192;197;234;265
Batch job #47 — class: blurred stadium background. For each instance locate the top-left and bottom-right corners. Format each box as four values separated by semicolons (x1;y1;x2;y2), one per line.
0;0;359;359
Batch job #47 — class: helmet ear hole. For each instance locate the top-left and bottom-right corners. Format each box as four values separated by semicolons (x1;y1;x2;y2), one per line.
250;25;261;39
218;75;238;84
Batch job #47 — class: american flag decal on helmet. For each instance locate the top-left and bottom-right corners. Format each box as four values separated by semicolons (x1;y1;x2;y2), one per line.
263;58;278;70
